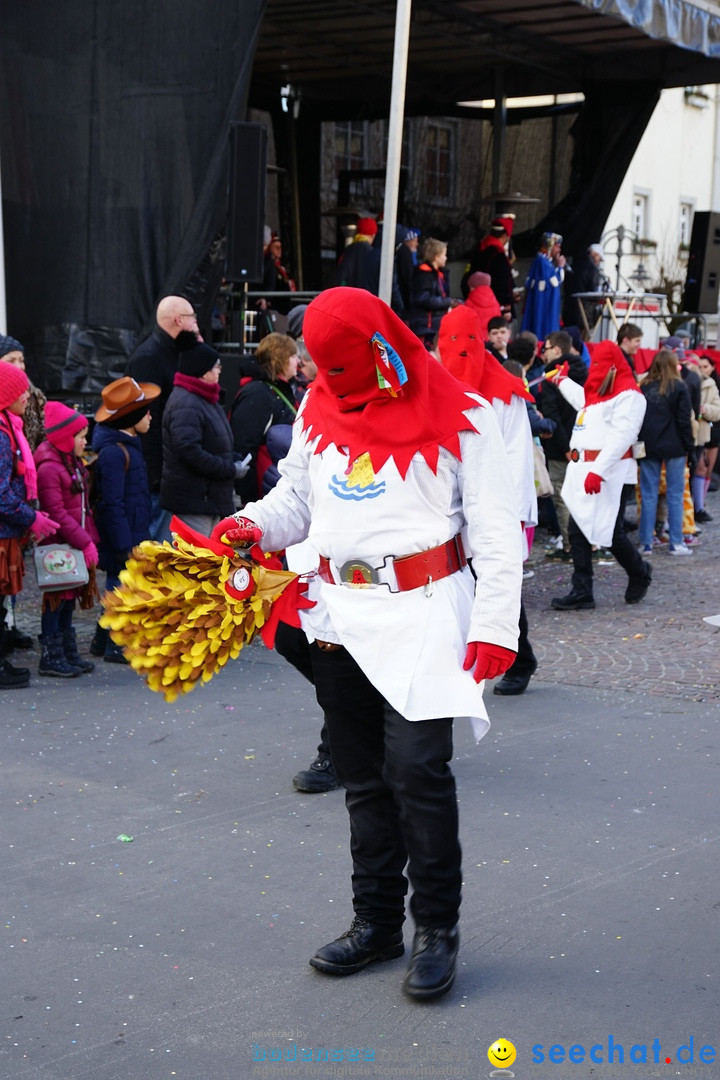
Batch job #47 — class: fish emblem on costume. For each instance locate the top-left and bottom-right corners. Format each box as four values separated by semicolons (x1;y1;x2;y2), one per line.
328;452;386;501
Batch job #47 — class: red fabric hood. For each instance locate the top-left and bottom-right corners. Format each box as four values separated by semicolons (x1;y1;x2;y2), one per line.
437;306;533;406
300;287;483;477
584;340;641;406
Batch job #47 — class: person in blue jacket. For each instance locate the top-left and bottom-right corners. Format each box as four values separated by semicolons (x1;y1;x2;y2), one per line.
90;376;160;662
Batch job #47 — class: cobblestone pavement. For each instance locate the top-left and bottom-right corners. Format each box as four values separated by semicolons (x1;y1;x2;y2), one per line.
8;488;720;701
524;487;720;702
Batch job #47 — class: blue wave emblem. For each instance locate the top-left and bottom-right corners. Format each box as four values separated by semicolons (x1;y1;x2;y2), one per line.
328;474;386;500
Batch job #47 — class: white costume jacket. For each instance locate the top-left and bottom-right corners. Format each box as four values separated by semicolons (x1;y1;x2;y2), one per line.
242;400;522;741
559;379;646;546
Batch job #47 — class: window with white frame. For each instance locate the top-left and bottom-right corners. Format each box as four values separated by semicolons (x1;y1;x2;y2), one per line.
631;192;649;242
679;201;694;247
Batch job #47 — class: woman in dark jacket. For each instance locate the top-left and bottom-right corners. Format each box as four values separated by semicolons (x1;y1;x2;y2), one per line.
228;332;298;504
160;340;238;535
409;238;455;347
638;348;695;555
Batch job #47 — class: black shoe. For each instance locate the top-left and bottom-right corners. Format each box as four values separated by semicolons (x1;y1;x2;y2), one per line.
89;624;109;657
103;641;129;665
309;917;404;976
694;508;713;523
0;658;31;689
493;658;538;696
402;925;459;1001
625;560;652;605
293;754;339;793
4;625;34;651
551;591;595;611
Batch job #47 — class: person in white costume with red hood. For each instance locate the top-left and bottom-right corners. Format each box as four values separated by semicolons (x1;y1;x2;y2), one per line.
438;304;539;695
212;287;522;1001
549;340;651;610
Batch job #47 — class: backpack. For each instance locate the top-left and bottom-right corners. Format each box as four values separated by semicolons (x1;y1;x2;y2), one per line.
84;442;130;509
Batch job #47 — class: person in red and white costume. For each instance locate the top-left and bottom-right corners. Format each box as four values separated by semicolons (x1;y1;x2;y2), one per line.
212;287;522;1001
549;340;651;610
438;304;538;695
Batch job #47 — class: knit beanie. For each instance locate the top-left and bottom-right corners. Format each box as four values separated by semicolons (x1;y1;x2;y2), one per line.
0;361;29;411
44;401;88;452
467;271;492;291
177;341;221;378
0;335;24;360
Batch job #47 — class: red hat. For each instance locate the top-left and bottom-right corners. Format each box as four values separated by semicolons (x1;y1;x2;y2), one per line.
44;401;88;452
0;361;29;412
438;306;533;406
491;215;515;237
356;216;378;237
583;340;640;406
301;287;481;478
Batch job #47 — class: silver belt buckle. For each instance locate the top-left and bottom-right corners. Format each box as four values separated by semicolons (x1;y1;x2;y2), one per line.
338;559;380;588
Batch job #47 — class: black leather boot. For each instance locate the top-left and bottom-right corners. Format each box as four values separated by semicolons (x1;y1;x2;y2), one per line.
0;657;31;689
550;590;595;611
309;916;404;975
402;925;459;1001
625;560;652;604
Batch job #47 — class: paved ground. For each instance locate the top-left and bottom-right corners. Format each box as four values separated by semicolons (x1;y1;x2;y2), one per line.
2;489;719;1080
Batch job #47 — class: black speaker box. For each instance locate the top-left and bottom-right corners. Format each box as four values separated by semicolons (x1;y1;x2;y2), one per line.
226;123;267;282
682;211;720;313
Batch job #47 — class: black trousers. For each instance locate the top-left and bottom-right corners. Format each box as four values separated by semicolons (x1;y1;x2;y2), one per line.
503;600;535;678
274;621;330;758
310;643;461;931
569;487;644;598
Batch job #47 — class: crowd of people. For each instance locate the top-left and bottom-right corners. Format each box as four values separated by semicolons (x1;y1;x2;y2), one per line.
1;216;719;1001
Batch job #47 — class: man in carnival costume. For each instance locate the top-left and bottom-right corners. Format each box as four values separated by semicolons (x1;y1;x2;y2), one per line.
438;304;538;695
549;340;651;610
212;288;522;1000
521;231;566;339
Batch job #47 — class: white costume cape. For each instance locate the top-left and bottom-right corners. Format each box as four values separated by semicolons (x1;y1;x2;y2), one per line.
242;401;522;742
559;380;647;547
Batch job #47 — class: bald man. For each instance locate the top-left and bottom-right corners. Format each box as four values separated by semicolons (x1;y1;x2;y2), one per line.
127;296;199;539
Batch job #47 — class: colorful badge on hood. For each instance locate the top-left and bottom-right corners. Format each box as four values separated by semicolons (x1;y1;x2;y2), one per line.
370;332;408;397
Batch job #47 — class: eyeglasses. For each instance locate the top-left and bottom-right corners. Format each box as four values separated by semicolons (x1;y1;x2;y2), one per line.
177;311;197;321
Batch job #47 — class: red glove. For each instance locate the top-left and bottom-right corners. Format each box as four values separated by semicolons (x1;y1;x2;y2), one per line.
29;510;59;541
82;541;99;568
463;641;517;683
584;471;603;495
211;515;263;548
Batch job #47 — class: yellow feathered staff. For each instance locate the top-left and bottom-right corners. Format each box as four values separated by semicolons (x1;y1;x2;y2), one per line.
100;516;312;702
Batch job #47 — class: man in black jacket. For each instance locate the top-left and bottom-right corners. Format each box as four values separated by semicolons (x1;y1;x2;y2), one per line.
127;297;199;539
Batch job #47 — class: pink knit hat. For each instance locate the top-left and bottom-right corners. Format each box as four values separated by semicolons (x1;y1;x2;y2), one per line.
0;360;29;412
44;401;88;452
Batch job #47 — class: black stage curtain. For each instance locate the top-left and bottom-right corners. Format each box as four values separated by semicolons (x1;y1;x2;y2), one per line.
0;1;266;393
513;82;661;259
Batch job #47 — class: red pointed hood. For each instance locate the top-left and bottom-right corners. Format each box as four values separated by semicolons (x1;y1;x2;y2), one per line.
584;340;640;406
437;306;533;405
300;287;483;477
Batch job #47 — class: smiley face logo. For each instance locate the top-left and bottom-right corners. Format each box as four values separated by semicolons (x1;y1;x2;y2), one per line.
488;1038;516;1069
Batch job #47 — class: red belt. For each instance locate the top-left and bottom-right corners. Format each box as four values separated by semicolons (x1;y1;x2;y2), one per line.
569;448;632;463
317;534;467;592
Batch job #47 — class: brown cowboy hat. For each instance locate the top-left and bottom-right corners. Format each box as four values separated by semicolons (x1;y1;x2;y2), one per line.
95;376;161;422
